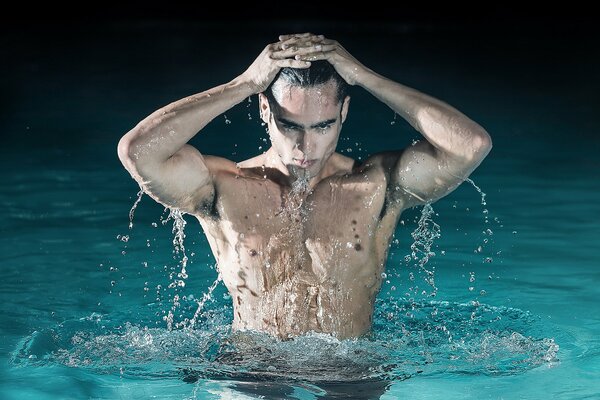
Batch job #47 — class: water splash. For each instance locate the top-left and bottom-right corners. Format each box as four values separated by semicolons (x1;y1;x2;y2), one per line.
189;274;223;329
291;177;310;195
405;203;441;299
465;178;486;209
128;188;145;229
464;178;505;267
157;208;192;331
12;298;559;383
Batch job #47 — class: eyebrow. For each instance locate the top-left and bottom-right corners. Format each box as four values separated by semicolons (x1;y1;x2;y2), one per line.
276;116;338;130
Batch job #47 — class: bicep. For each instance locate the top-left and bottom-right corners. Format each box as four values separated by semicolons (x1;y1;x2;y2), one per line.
391;140;468;208
134;144;217;215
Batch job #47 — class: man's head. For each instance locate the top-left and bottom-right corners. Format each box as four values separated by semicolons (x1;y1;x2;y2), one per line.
259;60;350;180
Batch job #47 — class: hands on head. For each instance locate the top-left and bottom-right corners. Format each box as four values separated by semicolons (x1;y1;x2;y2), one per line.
243;33;367;93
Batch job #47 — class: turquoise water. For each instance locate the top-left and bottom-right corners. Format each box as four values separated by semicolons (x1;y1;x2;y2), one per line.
1;20;599;399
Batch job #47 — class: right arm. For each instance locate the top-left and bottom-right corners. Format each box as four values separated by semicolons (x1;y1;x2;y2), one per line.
117;36;313;215
117;79;253;215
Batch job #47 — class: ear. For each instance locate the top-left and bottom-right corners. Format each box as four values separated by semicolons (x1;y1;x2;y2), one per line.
341;96;350;124
258;93;270;123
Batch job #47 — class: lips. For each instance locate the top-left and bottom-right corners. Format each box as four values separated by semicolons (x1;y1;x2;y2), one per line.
293;158;315;168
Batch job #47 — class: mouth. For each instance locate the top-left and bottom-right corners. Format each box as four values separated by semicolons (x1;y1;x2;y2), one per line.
292;158;316;168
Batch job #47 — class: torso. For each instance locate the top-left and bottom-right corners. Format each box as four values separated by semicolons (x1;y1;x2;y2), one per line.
196;153;406;339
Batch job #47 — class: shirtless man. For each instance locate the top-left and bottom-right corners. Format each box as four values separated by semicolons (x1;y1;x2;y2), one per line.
117;33;492;340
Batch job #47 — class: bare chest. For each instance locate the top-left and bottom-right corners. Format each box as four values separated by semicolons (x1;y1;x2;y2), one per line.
200;172;395;294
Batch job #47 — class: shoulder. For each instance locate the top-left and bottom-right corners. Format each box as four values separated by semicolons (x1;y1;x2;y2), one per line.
328;152;356;175
234;153;265;169
202;154;239;175
351;151;405;180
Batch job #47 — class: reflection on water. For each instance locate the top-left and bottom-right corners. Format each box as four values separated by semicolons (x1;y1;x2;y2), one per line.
12;296;559;398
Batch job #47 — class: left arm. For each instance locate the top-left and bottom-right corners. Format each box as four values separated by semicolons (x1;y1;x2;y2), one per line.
292;34;493;207
361;73;492;207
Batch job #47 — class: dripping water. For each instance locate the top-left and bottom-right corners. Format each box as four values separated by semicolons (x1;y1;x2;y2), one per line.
128;187;145;229
406;203;441;299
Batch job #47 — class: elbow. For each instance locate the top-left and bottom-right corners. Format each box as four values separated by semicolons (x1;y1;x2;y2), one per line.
478;129;493;156
469;128;492;162
117;132;144;174
117;135;133;168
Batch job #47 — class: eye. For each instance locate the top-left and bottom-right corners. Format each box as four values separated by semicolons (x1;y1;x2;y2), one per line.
315;124;333;134
281;124;300;133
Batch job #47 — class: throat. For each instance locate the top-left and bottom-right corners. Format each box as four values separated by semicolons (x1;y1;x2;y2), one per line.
291;177;311;195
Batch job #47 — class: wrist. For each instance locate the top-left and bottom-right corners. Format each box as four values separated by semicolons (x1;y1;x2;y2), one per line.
236;71;265;95
352;66;381;89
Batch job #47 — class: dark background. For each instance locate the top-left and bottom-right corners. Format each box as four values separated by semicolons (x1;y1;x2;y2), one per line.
1;6;598;172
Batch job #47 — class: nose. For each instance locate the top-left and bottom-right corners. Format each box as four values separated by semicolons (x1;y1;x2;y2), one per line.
295;132;315;155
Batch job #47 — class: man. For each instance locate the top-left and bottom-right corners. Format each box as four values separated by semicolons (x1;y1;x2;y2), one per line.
117;33;492;340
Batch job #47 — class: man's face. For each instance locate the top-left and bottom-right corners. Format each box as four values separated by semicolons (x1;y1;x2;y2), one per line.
260;81;349;181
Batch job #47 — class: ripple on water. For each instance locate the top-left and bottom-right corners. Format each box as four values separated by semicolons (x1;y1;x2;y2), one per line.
11;298;559;384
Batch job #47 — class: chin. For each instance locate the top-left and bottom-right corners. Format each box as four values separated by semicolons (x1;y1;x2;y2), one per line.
288;166;309;180
290;165;317;180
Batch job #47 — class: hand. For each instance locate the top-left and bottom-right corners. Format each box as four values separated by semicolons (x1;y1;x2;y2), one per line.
279;33;369;86
241;33;324;93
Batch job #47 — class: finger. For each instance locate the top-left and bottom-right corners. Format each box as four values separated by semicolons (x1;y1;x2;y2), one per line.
278;32;317;41
275;59;311;69
279;37;318;50
270;44;322;59
296;43;336;54
295;52;328;62
318;38;336;46
270;47;301;60
273;40;332;60
279;35;325;49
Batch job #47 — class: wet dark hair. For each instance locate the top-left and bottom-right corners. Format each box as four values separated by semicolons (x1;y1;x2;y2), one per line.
263;60;349;105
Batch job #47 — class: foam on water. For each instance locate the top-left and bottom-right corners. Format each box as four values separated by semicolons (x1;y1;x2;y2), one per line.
12;296;559;384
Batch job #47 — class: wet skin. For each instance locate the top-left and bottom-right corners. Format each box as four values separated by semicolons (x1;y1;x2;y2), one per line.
117;33;492;340
195;83;406;339
198;151;404;339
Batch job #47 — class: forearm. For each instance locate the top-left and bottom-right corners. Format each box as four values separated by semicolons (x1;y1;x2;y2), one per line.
356;70;491;159
120;76;255;163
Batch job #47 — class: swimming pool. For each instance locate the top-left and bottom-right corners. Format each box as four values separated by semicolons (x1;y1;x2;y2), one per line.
1;19;599;399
